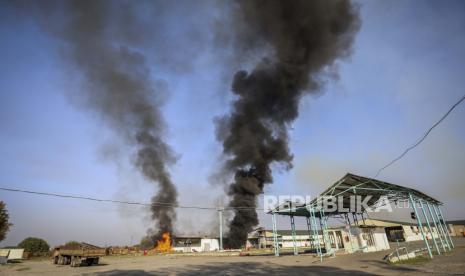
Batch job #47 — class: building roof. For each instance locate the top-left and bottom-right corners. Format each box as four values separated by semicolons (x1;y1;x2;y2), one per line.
270;173;442;217
252;229;322;237
447;220;465;225
359;218;417;227
172;236;218;240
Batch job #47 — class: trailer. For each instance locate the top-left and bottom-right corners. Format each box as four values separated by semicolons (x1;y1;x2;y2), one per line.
53;242;105;267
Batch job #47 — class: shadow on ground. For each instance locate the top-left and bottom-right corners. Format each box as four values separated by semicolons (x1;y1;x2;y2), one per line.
91;262;379;275
359;259;419;272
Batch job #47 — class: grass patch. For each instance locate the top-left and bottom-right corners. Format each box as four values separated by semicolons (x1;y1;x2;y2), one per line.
393;255;429;265
16;267;31;271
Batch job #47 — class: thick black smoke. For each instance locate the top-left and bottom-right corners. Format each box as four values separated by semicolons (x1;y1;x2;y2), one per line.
63;1;178;241
16;0;178;241
217;0;360;248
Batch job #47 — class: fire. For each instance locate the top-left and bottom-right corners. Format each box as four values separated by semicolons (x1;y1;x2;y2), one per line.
155;232;172;253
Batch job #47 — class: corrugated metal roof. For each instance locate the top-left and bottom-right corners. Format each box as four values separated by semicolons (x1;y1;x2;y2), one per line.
446;220;465;225
359;218;417;227
270;173;442;217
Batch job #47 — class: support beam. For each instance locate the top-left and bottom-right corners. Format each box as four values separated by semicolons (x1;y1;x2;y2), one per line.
432;204;451;250
272;212;280;256
345;214;355;253
437;205;454;248
310;207;323;262
306;216;313;250
290;215;298;255
426;202;446;252
320;209;334;256
409;194;433;258
419;200;440;255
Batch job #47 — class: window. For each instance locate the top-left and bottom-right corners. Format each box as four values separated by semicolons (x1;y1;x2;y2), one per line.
362;233;375;246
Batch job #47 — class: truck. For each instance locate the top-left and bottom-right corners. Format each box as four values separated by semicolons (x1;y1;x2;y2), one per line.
53;242;106;267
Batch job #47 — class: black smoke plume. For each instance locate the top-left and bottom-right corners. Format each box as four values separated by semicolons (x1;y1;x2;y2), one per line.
217;0;360;248
63;1;178;241
15;0;178;241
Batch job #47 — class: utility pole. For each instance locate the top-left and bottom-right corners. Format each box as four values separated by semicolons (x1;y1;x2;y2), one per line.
218;208;224;251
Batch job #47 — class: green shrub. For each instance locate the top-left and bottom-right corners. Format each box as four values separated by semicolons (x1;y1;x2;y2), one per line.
139;236;154;250
18;237;50;255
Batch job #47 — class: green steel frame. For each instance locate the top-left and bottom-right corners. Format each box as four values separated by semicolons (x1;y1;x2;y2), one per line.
426;201;447;252
419;199;440;255
310;207;323;262
290;215;298;255
408;193;433;258
268;173;452;260
437;205;454;248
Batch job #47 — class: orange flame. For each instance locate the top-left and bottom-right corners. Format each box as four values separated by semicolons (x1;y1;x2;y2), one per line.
155;232;172;253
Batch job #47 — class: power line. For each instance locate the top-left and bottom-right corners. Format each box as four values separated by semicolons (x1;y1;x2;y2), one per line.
375;94;465;178
1;95;463;211
0;187;262;211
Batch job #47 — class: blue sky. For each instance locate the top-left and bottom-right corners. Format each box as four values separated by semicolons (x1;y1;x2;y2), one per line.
1;1;465;247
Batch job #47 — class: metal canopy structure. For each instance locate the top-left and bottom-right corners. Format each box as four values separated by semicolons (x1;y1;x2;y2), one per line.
271;173;442;217
268;173;454;260
315;173;442;205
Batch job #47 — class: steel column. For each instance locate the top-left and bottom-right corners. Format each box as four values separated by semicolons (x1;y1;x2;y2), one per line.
437;205;454;248
409;194;433;258
306;216;313;250
319;209;334;256
345;214;355;253
272;212;280;256
426;202;446;252
419;200;440;254
310;207;323;262
290;215;298;255
432;204;451;250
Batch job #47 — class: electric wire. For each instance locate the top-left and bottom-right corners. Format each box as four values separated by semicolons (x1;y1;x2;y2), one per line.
374;94;465;178
0;186;263;210
1;94;464;211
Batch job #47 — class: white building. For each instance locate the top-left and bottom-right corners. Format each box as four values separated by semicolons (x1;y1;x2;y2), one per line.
361;218;444;242
342;226;390;252
172;237;220;253
247;226;390;253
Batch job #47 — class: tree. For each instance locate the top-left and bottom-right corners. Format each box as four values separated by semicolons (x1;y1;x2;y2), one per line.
0;201;12;242
18;237;50;255
139;236;154;250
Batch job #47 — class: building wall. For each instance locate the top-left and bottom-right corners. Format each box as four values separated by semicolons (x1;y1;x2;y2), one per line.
173;238;219;252
371;233;390;251
450;224;465;237
201;238;220;251
280;234;311;248
250;226;389;253
403;225;422;242
402;225;441;242
338;227;389;253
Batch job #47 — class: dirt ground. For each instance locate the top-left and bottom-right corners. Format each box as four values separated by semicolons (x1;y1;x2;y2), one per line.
1;238;464;276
